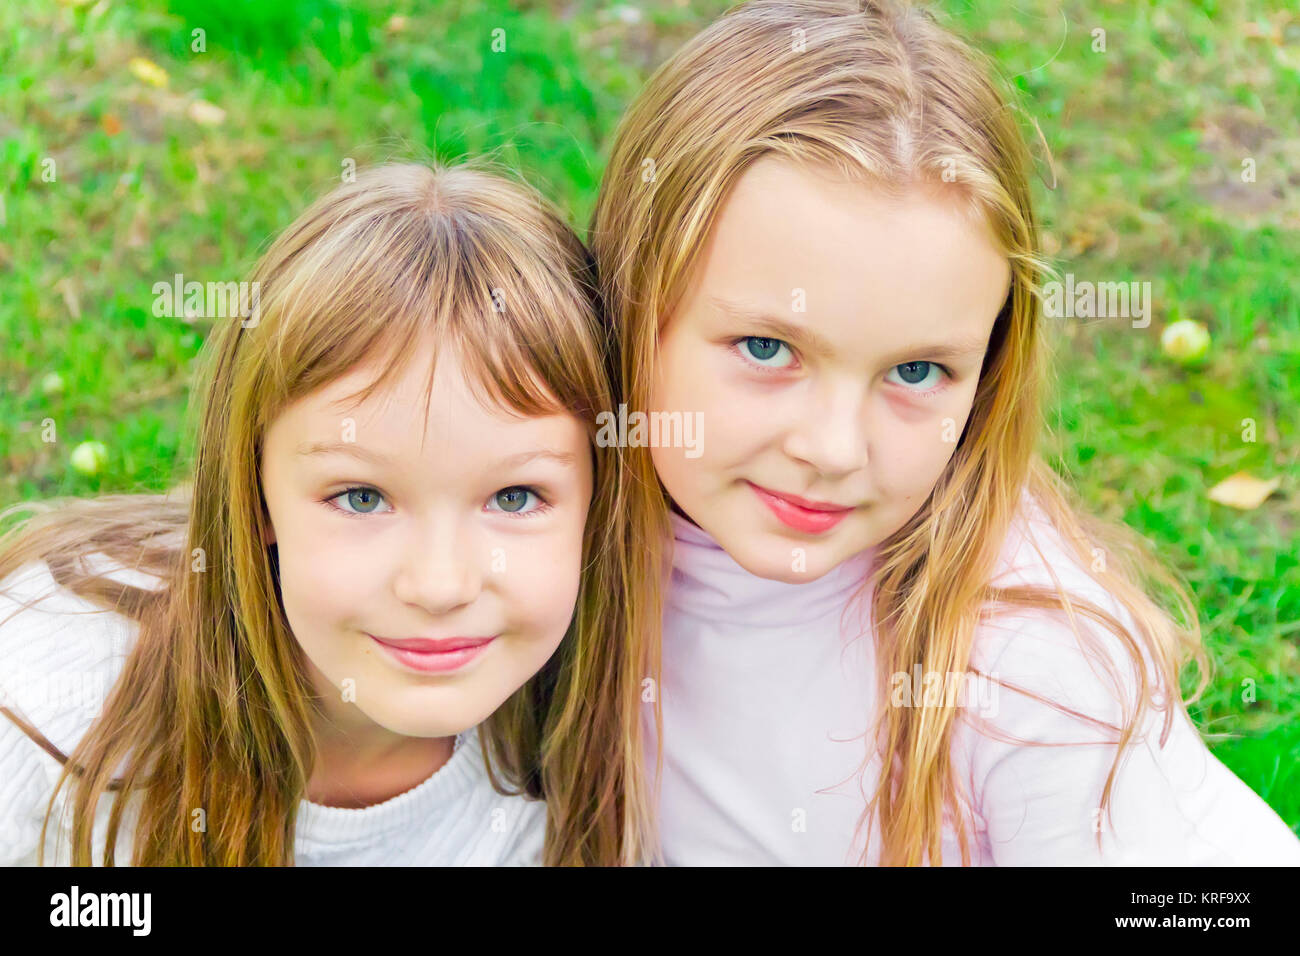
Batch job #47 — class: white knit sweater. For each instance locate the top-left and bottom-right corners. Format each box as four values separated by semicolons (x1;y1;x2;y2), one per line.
0;557;546;866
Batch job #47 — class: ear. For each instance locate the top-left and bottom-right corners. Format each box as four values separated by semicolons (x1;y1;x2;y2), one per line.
262;514;276;547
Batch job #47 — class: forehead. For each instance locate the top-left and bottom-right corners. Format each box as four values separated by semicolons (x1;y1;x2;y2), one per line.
686;156;1011;354
270;347;586;460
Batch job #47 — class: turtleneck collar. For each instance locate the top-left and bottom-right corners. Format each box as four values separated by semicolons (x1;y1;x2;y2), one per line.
666;509;876;631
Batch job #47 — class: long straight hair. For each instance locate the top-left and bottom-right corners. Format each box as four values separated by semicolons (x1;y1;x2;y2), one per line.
0;161;650;865
589;0;1209;865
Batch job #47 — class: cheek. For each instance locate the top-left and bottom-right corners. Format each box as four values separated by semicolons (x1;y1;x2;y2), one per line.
651;325;727;414
649;337;704;487
648;335;684;412
273;507;380;638
873;396;972;497
652;344;772;469
503;529;585;641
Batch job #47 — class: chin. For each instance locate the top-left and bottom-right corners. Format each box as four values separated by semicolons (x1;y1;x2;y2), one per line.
724;534;838;584
366;704;488;740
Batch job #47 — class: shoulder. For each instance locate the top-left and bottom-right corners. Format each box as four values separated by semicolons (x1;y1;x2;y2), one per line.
954;496;1163;834
966;494;1154;739
0;558;143;865
0;558;146;748
951;499;1300;863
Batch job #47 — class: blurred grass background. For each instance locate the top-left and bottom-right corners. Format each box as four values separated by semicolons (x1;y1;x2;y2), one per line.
1;0;1297;832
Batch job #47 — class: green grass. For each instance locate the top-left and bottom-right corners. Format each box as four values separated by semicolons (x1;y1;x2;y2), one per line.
1;0;1296;833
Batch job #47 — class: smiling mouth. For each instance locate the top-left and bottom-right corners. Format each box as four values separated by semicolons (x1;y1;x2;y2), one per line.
745;481;856;534
367;633;497;674
747;482;856;512
370;635;496;653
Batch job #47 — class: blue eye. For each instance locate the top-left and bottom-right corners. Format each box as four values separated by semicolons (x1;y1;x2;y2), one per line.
329;487;392;516
487;486;549;518
886;361;945;391
326;486;551;520
737;336;794;369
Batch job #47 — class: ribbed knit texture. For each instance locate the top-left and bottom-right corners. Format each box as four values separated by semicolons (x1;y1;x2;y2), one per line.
0;559;545;866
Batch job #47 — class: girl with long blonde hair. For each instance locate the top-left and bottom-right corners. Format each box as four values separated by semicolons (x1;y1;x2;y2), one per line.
0;161;645;866
590;0;1299;865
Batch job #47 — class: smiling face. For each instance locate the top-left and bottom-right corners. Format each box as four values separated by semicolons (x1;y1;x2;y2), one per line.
648;155;1012;583
260;343;593;739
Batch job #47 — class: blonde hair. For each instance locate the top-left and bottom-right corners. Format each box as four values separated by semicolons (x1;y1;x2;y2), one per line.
0;160;649;865
589;0;1209;865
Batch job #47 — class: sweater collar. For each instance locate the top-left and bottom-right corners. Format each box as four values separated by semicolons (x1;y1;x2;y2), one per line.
295;726;481;845
666;510;876;630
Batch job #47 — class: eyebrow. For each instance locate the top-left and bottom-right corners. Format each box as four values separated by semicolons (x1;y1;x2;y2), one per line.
295;441;578;470
710;296;838;359
709;296;991;365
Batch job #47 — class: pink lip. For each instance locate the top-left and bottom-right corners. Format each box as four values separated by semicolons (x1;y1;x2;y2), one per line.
747;481;854;535
368;634;496;674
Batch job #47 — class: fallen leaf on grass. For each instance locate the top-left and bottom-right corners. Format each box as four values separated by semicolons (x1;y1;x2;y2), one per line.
128;57;169;88
1207;472;1281;510
187;99;226;126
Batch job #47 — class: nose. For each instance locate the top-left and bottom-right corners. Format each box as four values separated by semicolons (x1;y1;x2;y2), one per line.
782;378;869;477
392;513;483;615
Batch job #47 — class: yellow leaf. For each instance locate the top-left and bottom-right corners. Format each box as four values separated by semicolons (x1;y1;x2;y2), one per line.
128;57;169;88
1207;472;1281;510
187;99;226;126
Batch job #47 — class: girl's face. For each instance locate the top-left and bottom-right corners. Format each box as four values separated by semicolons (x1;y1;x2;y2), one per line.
261;344;593;739
649;155;1011;583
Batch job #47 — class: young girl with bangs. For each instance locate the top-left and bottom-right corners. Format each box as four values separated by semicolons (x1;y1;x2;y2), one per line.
590;0;1300;865
0;161;645;866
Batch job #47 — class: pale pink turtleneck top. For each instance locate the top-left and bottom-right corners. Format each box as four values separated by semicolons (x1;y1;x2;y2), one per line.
646;498;1300;866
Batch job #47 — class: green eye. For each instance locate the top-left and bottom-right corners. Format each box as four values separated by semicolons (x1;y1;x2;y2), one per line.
329;487;391;517
347;488;383;512
492;488;532;513
488;487;550;518
887;361;944;390
739;336;793;368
